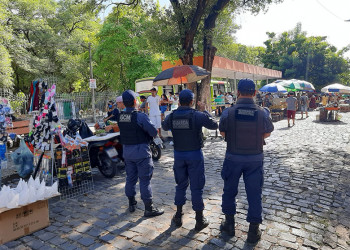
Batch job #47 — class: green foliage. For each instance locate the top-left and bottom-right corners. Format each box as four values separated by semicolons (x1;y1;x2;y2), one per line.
0;0;14;88
2;0;101;92
261;23;350;89
94;5;162;92
217;43;265;65
9;92;26;114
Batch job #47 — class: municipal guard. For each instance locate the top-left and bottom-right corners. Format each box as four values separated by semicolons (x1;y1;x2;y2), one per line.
219;79;274;243
162;89;218;231
118;90;164;217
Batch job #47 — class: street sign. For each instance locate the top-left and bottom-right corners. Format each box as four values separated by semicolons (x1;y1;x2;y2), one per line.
89;79;96;89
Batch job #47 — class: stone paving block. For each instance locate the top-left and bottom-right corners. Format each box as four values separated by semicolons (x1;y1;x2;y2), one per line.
58;226;72;233
303;239;320;249
26;240;45;250
279;232;297;243
279;240;298;249
291;228;310;238
75;223;92;233
196;233;209;242
99;233;116;243
111;237;135;249
37;232;56;241
67;231;83;241
4;240;21;248
87;228;105;237
45;225;58;232
60;241;78;250
209;238;226;248
78;236;95;247
88;243;105;250
94;220;109;229
49;236;67;246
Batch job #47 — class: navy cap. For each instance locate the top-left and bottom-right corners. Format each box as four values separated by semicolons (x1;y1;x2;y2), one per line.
122;90;139;104
238;78;256;92
179;89;194;104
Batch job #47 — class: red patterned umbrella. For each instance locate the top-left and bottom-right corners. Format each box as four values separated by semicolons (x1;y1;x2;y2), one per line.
153;65;210;86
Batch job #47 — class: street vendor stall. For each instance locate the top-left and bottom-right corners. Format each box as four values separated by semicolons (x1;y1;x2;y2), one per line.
259;83;287;122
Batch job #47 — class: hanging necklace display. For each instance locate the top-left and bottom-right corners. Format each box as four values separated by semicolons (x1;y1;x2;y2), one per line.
0;98;13;188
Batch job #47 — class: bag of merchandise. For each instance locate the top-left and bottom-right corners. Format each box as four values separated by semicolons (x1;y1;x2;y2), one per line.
11;139;34;178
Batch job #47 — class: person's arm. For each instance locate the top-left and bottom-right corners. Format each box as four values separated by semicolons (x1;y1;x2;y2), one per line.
263;107;274;139
197;101;218;130
138;113;158;137
161;113;171;131
219;108;229;138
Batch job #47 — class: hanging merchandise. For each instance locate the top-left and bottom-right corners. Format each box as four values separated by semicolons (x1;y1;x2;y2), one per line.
28;80;49;112
53;126;94;199
0;98;13;187
27;80;94;198
30;84;58;152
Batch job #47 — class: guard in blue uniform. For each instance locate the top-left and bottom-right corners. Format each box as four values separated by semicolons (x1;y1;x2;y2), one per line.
162;89;218;231
219;79;274;242
118;90;164;217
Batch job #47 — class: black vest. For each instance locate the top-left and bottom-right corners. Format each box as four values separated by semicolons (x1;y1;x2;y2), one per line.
118;111;151;145
170;109;203;151
226;100;265;155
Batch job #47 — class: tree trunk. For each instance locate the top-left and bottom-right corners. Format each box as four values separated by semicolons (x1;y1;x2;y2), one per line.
198;45;217;105
198;0;230;106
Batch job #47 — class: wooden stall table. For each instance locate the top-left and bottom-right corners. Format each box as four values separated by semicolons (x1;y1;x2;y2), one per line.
319;107;340;122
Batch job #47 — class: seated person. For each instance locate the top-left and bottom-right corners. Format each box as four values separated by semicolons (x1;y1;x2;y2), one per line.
104;101;119;124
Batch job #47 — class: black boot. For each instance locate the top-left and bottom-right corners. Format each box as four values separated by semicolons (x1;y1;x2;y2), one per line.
172;205;183;227
220;214;235;236
128;197;137;213
195;210;209;231
144;202;164;217
247;223;261;244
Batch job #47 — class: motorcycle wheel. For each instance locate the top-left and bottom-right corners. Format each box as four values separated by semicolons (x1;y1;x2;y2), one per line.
98;154;117;178
150;142;161;161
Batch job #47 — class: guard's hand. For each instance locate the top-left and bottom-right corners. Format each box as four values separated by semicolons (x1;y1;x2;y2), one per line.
197;101;207;112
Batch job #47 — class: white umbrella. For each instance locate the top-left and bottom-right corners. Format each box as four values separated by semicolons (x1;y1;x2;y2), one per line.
321;83;350;93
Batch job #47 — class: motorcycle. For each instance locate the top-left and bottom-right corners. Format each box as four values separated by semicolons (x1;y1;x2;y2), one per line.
150;136;163;161
65;119;123;178
83;133;123;178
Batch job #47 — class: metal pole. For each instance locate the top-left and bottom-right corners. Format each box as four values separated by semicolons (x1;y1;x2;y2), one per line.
89;43;96;123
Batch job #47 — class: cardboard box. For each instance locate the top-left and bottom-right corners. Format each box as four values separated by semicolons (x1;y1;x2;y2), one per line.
0;200;49;245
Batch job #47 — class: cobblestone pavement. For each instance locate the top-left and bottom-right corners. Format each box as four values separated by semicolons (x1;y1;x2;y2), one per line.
2;111;350;250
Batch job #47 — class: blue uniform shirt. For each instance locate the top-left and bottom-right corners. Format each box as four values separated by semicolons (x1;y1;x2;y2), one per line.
219;98;274;162
107;108;119;121
162;106;218;160
120;107;158;160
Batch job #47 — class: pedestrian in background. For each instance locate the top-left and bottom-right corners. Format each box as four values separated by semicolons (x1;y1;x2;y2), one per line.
300;92;309;119
219;79;274;243
139;96;147;113
146;88;163;139
118;90;164;217
159;94;169;121
162;89;218;231
169;92;179;111
286;91;298;127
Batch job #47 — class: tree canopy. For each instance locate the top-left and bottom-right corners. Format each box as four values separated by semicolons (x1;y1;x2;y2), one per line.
1;0;349;94
261;23;350;89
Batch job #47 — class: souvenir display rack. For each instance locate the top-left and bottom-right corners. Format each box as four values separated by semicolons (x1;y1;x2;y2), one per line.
54;146;94;200
29;78;94;199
